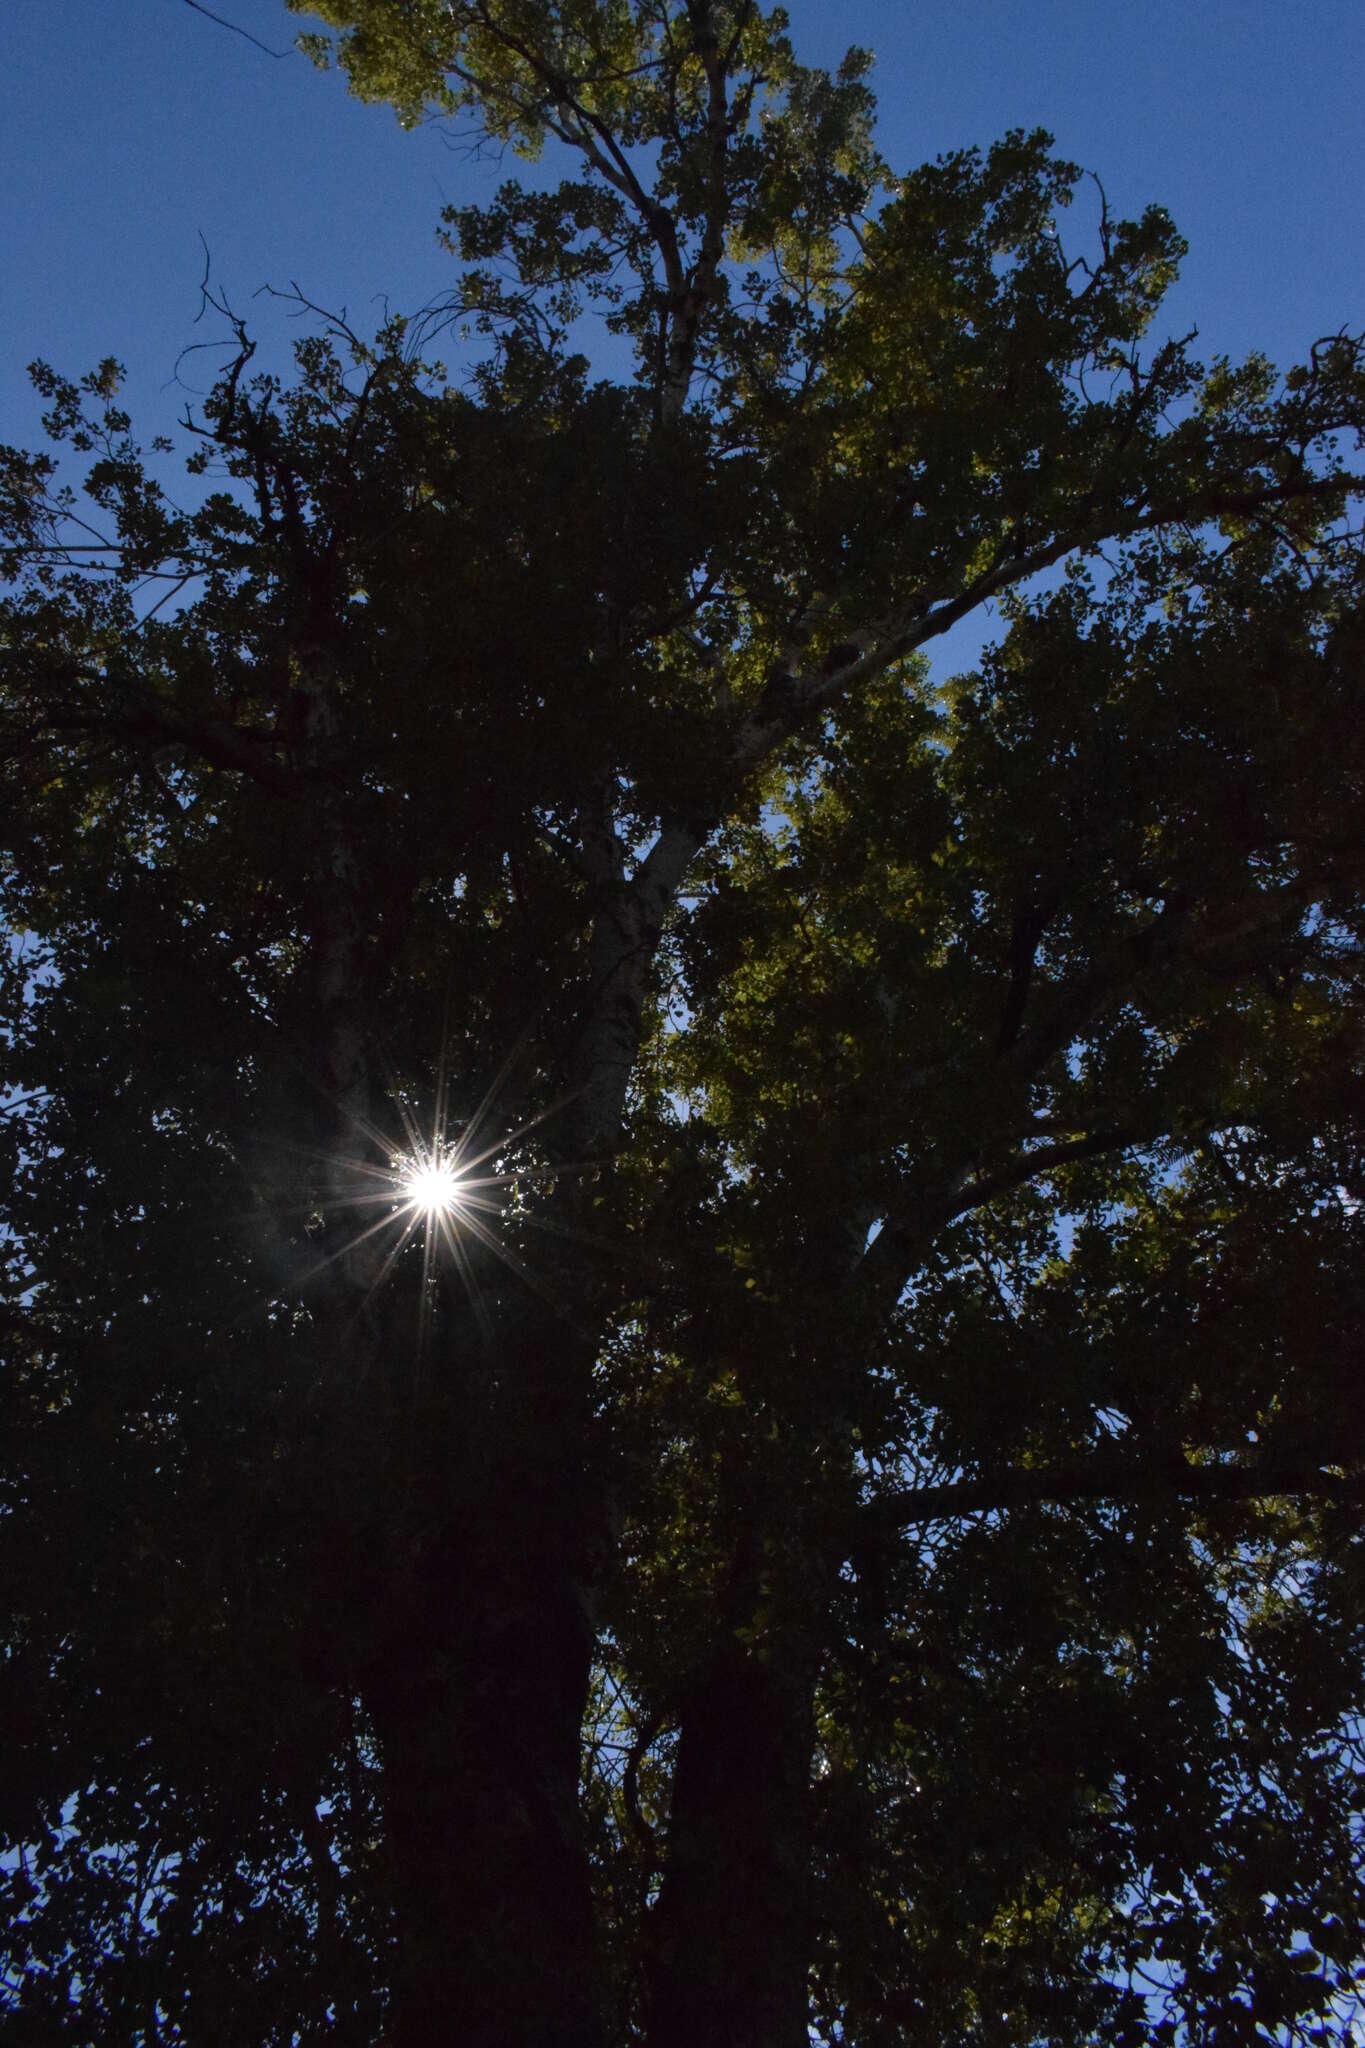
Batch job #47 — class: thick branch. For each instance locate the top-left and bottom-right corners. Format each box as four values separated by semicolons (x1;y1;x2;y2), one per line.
18;689;297;795
728;469;1365;777
622;1711;666;1855
944;1126;1142;1222
871;1455;1365;1534
853;1121;1144;1321
567;817;704;1156
659;7;736;424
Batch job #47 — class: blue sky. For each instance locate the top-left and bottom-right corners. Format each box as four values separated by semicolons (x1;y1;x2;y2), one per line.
2;0;1362;671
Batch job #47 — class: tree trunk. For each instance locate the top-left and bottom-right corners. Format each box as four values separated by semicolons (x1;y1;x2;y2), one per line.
645;1638;817;2048
365;1580;600;2047
362;1310;606;2048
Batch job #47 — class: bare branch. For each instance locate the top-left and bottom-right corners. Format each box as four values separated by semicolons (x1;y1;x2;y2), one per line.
176;0;293;59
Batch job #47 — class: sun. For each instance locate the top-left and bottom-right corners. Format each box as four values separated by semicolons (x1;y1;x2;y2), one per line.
398;1151;464;1217
275;1024;586;1344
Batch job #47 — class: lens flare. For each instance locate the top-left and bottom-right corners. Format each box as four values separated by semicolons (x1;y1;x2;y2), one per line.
399;1153;463;1216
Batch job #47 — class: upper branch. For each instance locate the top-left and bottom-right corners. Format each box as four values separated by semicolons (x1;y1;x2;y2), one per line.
658;4;738;423
869;1454;1365;1536
7;668;298;795
730;469;1365;780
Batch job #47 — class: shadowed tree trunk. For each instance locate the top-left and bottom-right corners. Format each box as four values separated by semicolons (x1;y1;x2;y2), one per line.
646;1635;818;2048
365;1586;600;2047
361;1310;607;2048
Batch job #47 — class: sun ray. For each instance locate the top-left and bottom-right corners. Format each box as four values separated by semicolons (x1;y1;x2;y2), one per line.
234;1011;609;1353
449;1013;542;1165
451;1199;574;1321
437;1203;494;1345
450;1086;586;1177
469;1198;640;1264
360;1204;425;1307
245;1132;419;1191
414;1199;438;1373
230;1202;413;1329
434;973;454;1165
288;1203;410;1284
375;1039;431;1165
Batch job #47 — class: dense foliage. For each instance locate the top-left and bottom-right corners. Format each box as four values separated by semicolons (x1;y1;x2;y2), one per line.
2;5;1363;2042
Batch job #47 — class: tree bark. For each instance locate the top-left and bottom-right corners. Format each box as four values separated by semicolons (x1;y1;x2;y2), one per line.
361;1310;606;2048
365;1584;600;2047
645;1637;817;2048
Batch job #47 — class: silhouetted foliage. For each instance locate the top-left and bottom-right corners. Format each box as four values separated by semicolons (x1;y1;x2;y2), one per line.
3;6;1364;2042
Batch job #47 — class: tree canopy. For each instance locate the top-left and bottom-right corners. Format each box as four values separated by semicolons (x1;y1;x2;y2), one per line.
2;5;1364;2043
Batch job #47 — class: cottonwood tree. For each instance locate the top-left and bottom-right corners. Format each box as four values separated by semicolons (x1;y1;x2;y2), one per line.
2;4;1364;2042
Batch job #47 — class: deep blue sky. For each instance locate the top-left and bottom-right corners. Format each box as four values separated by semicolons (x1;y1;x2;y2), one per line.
3;0;1362;668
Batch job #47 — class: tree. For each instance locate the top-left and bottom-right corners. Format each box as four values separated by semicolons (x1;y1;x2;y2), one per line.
2;4;1363;2041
